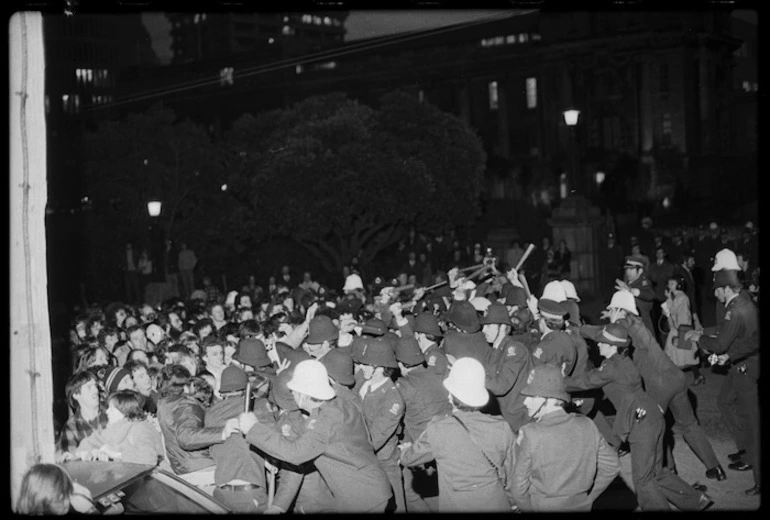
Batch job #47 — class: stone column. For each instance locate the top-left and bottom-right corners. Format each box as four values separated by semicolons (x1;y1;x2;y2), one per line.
547;194;604;298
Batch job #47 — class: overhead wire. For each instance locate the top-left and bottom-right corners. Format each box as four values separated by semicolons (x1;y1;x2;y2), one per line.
85;10;536;111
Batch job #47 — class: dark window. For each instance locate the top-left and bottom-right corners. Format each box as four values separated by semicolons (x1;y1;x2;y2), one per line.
660;63;670;93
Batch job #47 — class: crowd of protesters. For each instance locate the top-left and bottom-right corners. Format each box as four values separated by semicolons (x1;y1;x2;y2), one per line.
30;215;759;513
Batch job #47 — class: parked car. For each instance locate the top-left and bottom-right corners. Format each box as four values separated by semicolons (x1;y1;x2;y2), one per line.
63;461;230;514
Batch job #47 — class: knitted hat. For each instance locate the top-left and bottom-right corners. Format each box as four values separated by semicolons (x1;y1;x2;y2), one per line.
448;301;481;333
104;367;132;395
234;338;272;368
306;315;339;345
320;348;355;386
219;365;249;393
413;312;443;337
520;364;570;402
395;336;425;367
480;302;513;327
361;318;387;336
537;298;567;320
358;337;398;368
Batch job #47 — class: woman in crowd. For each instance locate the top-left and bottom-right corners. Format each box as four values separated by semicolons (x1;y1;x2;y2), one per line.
662;275;704;385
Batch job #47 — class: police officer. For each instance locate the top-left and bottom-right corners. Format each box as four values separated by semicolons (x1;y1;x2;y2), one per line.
354;337;407;513
616;255;656;333
688;269;760;496
590;289;726;482
395;336;451;512
480;302;534;433
399;358;517;512
513;364;620;511
530;288;578;378
564;324;713;511
238;360;393;512
393;307;450;378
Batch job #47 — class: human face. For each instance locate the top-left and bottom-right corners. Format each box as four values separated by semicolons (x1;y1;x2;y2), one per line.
74;380;100;412
714;287;727;304
624;266;641;283
132;367;153;395
224;344;236;365
482;323;500;344
106;401;125;425
124;316;139;329
199;325;213;340
129;329;148;351
239;295;252;309
238;309;254;322
303;341;332;360
169;312;183;331
115;309;127;327
116;375;135;391
211;305;225;323
359;364;375;380
524;395;547;418
398;273;408;286
180;357;198;376
104;333;119;351
130;350;149;365
204;345;224;369
598;342;617;359
89;349;109;367
90;321;103;338
75;322;87;340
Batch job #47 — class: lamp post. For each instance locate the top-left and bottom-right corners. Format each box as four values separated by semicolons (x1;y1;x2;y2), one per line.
563;109;581;196
147;199;163;283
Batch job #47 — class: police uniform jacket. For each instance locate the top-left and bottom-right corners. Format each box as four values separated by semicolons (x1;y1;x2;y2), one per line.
628;275;656;332
157;394;223;475
400;410;517;512
565;300;583;327
396;366;453;443
398;321;450;377
484;337;534;433
270;408;336;514
204;396;266;487
359;378;405;462
244;393;392;512
531;330;578;377
510;328;541;350
441;330;490;362
564;354;662;443
701;291;759;379
513;408;620;512
582;315;686;410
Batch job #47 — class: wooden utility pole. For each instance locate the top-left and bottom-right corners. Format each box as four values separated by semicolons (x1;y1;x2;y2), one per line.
10;11;54;506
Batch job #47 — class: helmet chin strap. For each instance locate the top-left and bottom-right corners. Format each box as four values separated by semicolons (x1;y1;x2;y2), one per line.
532;399;547;421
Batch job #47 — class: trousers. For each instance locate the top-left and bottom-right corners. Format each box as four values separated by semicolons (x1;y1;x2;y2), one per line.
379;455;406;513
717;366;760;485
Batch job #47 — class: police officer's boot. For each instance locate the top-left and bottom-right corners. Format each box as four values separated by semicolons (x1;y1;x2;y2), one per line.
705;465;727;481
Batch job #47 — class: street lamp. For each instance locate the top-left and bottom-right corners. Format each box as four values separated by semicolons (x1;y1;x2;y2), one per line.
563;109;581;195
147;200;162;217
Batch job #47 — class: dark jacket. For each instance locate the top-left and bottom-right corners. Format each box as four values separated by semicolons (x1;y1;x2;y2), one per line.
484;337;534;433
157;394;223;475
396;365;453;443
531;330;578;377
701;291;759;379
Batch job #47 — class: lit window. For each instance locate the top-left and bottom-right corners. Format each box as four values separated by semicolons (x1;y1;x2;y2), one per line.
532;33;541;41
489;81;499;110
480;38;490;47
268;37;275;44
220;67;234;86
194;13;200;23
494;36;504;45
302;14;312;23
313;16;322;25
314;61;337;70
296;64;304;74
505;35;515;44
519;33;528;43
324;16;331;26
742;81;750;91
201;13;206;21
282;25;292;35
86;69;93;83
418;89;425;103
526;77;537;109
283;16;289;22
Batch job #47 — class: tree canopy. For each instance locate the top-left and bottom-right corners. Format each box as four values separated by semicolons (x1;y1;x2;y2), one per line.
224;91;486;273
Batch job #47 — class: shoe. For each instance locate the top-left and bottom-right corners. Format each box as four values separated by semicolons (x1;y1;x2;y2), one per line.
692;482;708;493
697;493;714;511
728;449;747;461
692;375;706;386
706;465;727;481
745;485;760;496
728;461;752;471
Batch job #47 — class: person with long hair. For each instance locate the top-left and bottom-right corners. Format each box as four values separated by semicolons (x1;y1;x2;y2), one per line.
15;463;97;514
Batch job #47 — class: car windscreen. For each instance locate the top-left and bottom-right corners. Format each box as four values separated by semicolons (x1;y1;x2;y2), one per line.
113;472;227;514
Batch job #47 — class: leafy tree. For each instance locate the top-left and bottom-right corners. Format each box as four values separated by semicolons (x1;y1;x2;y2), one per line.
81;103;225;296
224;91;486;274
